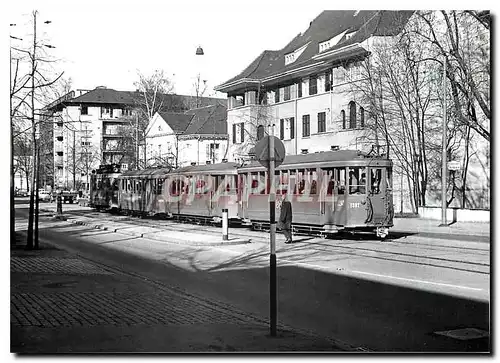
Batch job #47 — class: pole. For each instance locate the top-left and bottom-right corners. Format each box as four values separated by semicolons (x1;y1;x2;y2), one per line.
73;129;76;189
222;208;228;240
440;57;447;226
27;10;37;250
135;112;139;169
10;38;15;246
268;128;277;337
34;142;40;249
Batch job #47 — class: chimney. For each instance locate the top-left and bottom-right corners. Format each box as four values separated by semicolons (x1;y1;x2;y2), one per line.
331;145;340;151
301;149;308;154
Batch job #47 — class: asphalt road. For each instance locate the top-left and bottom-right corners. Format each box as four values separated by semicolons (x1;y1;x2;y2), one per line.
13;203;490;352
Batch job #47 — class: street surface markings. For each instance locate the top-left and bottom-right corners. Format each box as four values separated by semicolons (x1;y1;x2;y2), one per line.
434;328;489;340
351;270;484;291
11;257;113;275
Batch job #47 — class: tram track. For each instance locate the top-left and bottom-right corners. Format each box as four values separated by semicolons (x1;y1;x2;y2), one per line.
60;209;490;277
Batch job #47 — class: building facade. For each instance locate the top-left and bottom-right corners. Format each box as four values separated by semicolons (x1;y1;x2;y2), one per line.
215;11;414;163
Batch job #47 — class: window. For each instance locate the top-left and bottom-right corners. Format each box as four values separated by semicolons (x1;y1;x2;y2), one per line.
257;125;264;141
283;85;290;101
341;110;346;129
232;124;237;144
302;115;310;137
81;105;88;115
206;143;220;159
325;70;332;92
240;123;245;143
309;75;317;95
349;167;366;194
298;81;302;98
360;107;365;128
289;117;295;139
318;112;326;133
280;119;284;140
274;89;280;103
235;94;245;107
334;67;345;84
349;101;356;129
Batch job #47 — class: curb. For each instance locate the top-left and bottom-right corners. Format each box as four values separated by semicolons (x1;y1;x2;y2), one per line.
68;219;251;246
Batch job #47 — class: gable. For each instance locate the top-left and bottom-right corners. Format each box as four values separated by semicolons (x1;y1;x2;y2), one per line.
145;113;175;137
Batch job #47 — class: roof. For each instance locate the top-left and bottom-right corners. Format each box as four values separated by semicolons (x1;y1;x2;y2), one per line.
182;104;227;135
157;112;194;133
45;87;226;112
239;150;391;170
171;162;239;175
119;168;172;178
217;10;414;91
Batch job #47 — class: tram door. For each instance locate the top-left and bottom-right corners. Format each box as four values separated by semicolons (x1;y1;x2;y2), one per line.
347;166;367;226
332;167;347;226
367;168;387;224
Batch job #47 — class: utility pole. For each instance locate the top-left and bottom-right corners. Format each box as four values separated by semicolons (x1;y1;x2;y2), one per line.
34;142;40;249
135;112;139;169
27;10;38;250
72;129;76;189
440;57;448;227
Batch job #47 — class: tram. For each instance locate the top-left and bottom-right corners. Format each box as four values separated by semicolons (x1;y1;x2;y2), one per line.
89;164;122;211
90;149;394;238
238;150;394;238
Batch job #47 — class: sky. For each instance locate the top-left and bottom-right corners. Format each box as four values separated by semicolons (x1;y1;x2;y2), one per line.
6;0;331;98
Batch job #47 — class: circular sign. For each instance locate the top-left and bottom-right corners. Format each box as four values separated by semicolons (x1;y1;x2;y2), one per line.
254;136;286;169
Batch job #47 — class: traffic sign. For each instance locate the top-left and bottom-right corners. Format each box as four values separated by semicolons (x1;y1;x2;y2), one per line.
254;136;286;169
447;161;461;171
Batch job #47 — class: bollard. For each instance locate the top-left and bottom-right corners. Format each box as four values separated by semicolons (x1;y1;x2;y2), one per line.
222;208;229;241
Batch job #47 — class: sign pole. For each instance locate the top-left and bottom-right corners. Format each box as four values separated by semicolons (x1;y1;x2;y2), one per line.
269;126;277;337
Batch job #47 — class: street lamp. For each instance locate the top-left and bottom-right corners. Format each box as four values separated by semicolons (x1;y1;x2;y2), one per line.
195;45;204;55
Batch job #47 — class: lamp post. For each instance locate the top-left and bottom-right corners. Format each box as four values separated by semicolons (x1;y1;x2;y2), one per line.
440;57;448;227
10;25;22;247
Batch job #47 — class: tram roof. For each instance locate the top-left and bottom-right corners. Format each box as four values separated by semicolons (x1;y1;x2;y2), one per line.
170;162;240;175
119;167;172;178
239;150;392;171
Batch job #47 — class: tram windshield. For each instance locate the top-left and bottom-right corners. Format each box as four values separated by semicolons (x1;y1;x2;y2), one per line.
349;167;366;194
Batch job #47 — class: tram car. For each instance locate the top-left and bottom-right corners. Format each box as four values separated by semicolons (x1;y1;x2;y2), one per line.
89;164;122;211
238;150;394;238
117;162;241;223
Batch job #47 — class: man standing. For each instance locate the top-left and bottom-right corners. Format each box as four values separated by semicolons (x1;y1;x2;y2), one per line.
279;194;293;244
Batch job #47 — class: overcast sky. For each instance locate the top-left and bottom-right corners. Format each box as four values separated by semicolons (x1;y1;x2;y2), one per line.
6;0;333;98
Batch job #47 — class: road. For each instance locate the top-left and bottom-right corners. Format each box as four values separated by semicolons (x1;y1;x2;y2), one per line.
13;200;490;352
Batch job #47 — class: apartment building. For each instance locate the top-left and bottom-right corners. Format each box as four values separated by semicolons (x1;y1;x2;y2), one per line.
215;10;414;162
145;103;228;168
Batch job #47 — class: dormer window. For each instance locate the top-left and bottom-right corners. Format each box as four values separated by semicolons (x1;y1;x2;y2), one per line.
318;30;348;53
284;42;309;66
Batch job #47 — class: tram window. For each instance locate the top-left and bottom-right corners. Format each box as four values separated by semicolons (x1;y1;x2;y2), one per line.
137;181;142;193
260;172;266;195
112;180;118;192
278;171;288;195
371;169;382;194
310;170;317;194
157;179;164;194
297;170;305;194
327;172;335;195
250;173;259;193
349;167;366;194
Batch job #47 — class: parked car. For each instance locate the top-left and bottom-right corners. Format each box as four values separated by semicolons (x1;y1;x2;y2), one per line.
38;190;52;202
15;189;28;197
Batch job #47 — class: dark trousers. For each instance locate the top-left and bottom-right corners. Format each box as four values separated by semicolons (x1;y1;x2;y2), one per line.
281;221;292;241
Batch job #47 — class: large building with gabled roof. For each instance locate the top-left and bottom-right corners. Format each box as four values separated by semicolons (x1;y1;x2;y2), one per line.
215;10;414;162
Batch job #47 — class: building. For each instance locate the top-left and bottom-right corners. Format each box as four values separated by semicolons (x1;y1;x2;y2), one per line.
215;10;414;162
44;86;226;191
145;103;228;168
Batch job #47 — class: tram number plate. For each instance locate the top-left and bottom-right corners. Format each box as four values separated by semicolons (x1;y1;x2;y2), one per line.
350;202;361;208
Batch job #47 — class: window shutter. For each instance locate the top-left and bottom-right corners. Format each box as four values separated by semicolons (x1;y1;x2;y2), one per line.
280;119;284;140
240;123;245;142
290;117;295;139
232;124;237;143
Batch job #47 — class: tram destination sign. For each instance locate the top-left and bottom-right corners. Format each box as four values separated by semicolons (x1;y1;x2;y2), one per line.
254;136;286;169
447;161;461;171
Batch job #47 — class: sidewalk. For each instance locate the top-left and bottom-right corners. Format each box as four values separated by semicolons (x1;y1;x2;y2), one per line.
392;217;490;241
10;232;344;353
